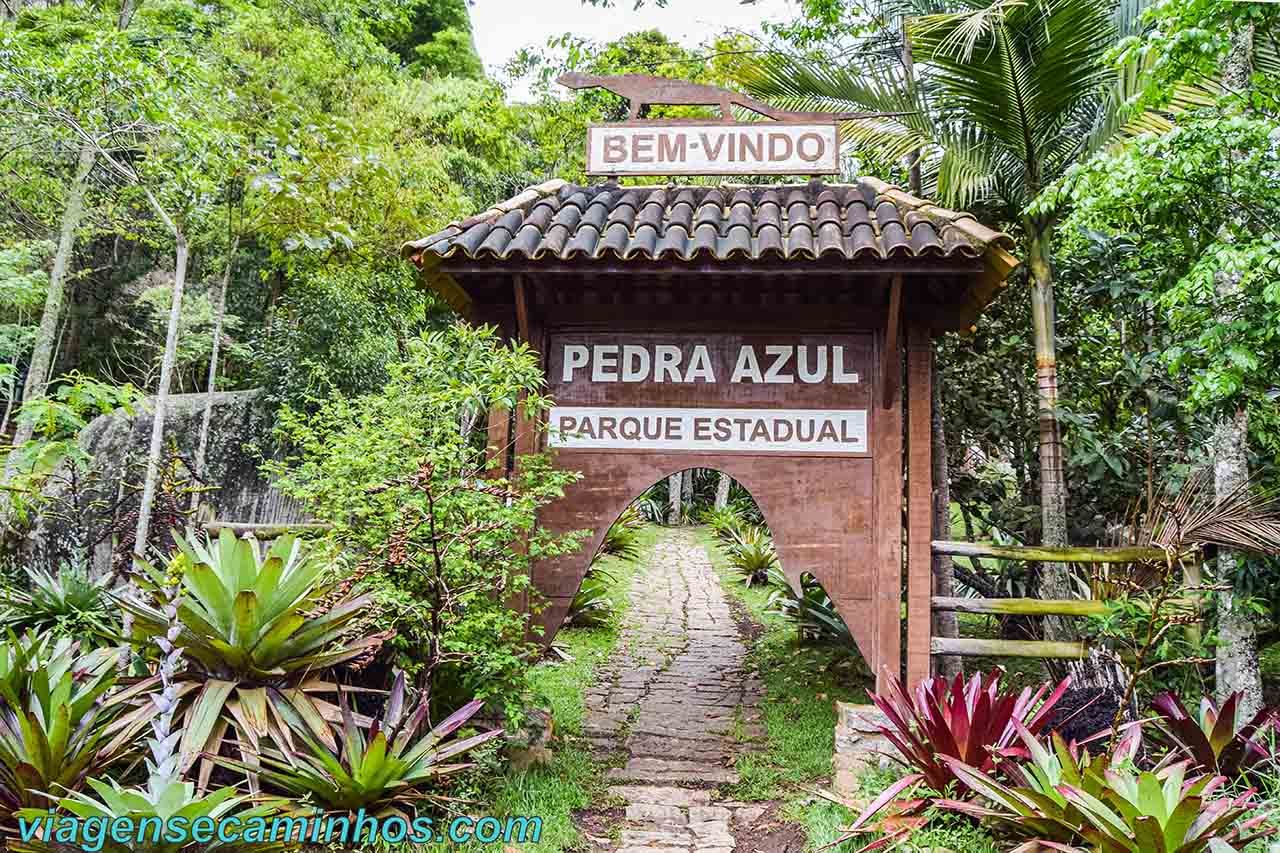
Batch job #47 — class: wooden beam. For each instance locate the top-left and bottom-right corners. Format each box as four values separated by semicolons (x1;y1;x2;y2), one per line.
931;596;1109;617
881;275;902;409
932;540;1179;564
202;521;332;538
410;264;473;318
930;637;1089;659
906;324;932;687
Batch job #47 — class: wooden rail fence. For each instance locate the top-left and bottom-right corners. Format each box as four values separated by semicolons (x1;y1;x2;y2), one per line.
928;539;1176;662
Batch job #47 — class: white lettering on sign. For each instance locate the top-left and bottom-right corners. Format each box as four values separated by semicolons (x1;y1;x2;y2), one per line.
549;407;868;454
587;123;841;176
559;343;860;385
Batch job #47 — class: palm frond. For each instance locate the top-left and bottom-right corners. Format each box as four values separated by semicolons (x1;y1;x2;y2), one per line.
1257;28;1280;82
1145;470;1280;556
1083;47;1221;157
931;124;1005;208
737;52;935;163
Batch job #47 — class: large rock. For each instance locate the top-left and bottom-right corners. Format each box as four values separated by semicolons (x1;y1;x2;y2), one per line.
46;389;308;571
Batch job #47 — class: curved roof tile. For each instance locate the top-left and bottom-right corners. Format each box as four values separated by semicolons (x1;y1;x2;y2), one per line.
404;178;1016;267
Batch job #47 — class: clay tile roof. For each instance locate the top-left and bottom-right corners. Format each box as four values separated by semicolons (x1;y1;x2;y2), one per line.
404;177;1016;268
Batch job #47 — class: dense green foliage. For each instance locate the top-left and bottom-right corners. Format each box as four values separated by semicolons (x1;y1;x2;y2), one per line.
0;0;1278;846
270;324;583;720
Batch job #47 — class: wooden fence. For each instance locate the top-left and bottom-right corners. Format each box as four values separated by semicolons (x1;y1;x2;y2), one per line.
928;539;1174;662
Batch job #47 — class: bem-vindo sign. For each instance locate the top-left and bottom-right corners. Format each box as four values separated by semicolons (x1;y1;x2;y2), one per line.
547;336;868;454
587;124;841;176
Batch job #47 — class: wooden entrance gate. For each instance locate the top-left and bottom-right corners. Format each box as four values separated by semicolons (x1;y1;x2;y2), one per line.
404;178;1019;690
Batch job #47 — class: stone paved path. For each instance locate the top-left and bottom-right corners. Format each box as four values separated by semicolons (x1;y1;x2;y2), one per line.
580;527;768;852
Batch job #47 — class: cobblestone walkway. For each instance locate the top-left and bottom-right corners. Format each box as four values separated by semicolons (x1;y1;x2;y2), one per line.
581;528;768;852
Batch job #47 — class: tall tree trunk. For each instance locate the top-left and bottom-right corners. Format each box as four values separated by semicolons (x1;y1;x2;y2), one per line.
667;471;682;526
1214;409;1261;712
1027;225;1074;641
682;467;694;515
190;236;238;513
4;143;94;465
901;18;922;196
931;351;959;678
133;227;188;557
1214;22;1261;715
2;0;133;507
714;472;732;510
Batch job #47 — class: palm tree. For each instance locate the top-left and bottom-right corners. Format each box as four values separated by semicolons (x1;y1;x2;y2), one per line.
736;0;1194;633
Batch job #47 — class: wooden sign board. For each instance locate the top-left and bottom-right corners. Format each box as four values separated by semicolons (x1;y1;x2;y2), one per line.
586;123;841;176
545;333;870;455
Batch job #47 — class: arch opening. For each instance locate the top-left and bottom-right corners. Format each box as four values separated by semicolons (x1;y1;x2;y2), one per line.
556;467;871;683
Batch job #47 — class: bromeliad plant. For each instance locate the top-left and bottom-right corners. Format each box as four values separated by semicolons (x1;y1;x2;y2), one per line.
0;633;131;824
937;721;1111;847
12;778;286;853
110;530;381;781
598;506;645;562
704;505;747;545
1151;691;1280;779
220;672;502;818
937;722;1274;852
764;568;856;650
848;668;1071;829
0;567;119;647
12;537;287;853
566;568;615;629
725;525;779;587
1061;767;1271;853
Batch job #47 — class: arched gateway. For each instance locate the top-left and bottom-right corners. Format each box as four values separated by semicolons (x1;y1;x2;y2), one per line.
404;177;1017;690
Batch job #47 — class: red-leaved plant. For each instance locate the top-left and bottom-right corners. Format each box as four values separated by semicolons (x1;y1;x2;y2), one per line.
1151;691;1280;779
842;668;1072;842
872;668;1071;793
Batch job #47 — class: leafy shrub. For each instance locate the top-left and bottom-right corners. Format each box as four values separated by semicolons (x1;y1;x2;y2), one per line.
0;634;131;822
270;323;583;721
113;531;378;779
222;672;502;816
0;567;118;647
1151;691;1280;779
724;525;778;587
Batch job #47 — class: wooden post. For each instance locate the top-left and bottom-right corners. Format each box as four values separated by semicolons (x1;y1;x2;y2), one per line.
906;324;933;688
512;275;542;620
485;406;511;477
512;276;541;460
874;313;904;694
881;275;903;409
